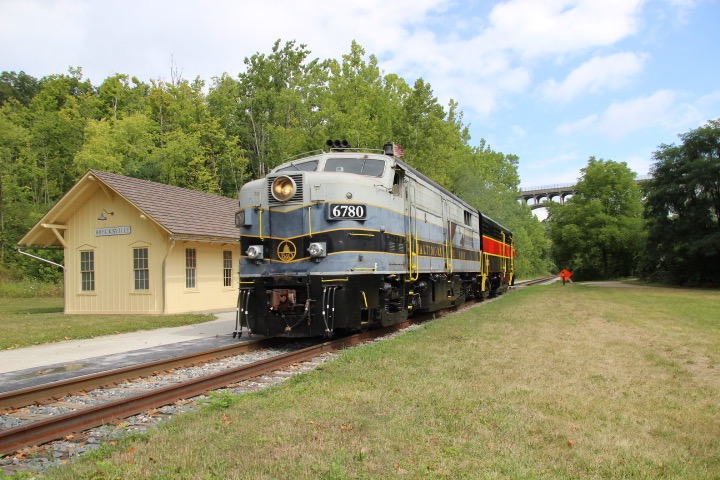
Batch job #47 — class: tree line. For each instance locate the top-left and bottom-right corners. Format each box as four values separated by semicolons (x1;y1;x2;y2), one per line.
547;119;720;286
0;40;553;283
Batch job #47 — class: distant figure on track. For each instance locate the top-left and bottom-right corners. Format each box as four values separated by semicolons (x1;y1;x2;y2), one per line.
558;269;573;286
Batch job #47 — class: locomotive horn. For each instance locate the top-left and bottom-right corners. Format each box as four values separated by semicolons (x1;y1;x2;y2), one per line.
326;139;351;150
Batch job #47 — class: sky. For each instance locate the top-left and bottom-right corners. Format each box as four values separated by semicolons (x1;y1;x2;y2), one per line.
2;0;719;192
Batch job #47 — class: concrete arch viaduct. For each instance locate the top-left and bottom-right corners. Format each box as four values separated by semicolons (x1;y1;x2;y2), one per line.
519;184;576;210
519;175;651;210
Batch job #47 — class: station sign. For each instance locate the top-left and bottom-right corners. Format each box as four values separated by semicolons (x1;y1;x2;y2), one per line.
95;226;132;237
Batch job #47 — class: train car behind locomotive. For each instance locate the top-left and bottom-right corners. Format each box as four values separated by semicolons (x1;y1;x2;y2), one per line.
235;142;514;337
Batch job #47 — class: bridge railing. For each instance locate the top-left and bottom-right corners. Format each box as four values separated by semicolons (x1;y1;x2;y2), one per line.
520;183;576;193
520;174;652;193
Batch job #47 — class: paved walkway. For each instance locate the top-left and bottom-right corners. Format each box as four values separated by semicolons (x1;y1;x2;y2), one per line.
0;311;238;376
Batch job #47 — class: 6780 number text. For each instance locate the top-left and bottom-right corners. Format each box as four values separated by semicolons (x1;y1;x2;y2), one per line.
328;203;366;220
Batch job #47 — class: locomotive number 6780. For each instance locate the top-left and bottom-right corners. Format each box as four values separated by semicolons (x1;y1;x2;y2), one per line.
235;141;514;338
328;203;367;220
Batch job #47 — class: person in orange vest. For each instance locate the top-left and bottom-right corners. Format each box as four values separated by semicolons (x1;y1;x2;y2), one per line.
558;269;573;285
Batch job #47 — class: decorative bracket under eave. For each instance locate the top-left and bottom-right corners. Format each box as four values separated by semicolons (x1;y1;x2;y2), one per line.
87;174;115;201
41;223;68;248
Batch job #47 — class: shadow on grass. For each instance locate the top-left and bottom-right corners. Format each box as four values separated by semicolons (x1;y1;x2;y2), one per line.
24;306;64;314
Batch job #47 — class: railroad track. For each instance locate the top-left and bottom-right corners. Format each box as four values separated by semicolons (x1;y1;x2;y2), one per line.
0;337;286;411
513;276;556;287
0;321;411;456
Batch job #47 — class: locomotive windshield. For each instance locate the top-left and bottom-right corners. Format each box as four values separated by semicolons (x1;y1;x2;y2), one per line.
324;158;385;176
276;160;319;172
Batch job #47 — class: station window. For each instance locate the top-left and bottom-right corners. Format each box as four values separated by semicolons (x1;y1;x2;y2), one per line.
223;250;232;287
185;248;197;289
80;250;95;292
133;247;149;290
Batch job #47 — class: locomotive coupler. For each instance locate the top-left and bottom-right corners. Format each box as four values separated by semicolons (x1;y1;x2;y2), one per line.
281;299;315;334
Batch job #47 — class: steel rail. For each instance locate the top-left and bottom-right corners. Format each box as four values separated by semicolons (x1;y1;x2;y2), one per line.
0;322;411;455
0;337;288;411
513;276;555;287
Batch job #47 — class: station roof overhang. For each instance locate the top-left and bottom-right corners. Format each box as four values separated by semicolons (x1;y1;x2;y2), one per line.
19;170;239;249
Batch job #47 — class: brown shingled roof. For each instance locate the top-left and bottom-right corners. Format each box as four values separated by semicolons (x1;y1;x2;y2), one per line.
90;170;239;240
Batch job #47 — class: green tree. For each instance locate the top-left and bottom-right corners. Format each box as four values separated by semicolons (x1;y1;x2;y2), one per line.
231;40;330;177
0;104;30;265
74;119;124;173
395;79;468;189
146;77;235;192
96;74;149;120
547;157;644;279
0;71;41;107
27;69;98;202
449;139;520;193
642;119;720;285
0;99;62;281
206;74;256;194
194;115;248;196
323;41;405;148
74;113;159;177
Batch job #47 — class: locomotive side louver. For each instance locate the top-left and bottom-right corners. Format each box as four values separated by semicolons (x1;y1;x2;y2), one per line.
267;173;304;205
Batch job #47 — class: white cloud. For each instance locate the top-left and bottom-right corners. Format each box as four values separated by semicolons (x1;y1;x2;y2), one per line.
540;52;646;102
1;0;453;82
392;0;649;117
556;89;720;141
678;90;720;127
599;90;684;138
556;90;679;139
480;0;645;58
0;0;655;122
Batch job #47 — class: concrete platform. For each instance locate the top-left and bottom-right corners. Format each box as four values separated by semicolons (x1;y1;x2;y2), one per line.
0;311;251;394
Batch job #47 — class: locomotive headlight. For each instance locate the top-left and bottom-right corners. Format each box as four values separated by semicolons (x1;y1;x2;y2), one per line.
246;245;264;260
307;242;326;258
271;175;296;202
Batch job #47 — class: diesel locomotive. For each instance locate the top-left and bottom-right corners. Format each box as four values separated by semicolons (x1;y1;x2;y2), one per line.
235;142;514;337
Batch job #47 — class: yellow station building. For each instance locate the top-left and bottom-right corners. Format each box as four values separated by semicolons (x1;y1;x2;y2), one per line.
19;170;240;315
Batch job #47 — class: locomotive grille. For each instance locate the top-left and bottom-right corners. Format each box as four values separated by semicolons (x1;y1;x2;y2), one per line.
267;173;305;205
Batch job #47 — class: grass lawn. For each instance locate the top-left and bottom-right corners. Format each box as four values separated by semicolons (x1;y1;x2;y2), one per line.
35;283;720;479
0;298;216;350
